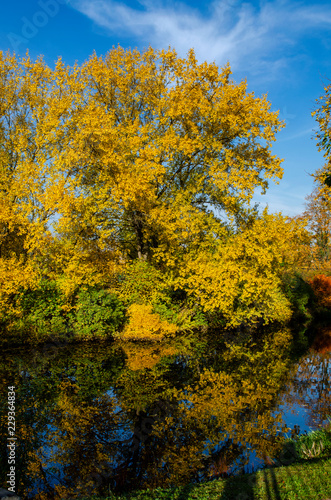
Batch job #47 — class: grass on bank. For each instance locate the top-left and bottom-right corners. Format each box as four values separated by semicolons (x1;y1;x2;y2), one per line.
80;456;331;500
79;426;331;499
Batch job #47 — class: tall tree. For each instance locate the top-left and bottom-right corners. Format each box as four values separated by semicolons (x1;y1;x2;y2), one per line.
55;46;285;265
303;184;331;262
0;47;303;329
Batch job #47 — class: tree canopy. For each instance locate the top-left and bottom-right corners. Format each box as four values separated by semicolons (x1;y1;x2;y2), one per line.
0;46;307;333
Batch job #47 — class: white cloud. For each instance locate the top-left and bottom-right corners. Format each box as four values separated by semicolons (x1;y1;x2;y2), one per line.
254;186;309;216
296;5;331;27
69;0;331;77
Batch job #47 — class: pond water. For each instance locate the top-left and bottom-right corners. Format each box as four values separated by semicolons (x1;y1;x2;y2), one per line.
0;326;330;499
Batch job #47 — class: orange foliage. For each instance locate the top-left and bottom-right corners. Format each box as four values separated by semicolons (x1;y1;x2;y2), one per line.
309;274;331;308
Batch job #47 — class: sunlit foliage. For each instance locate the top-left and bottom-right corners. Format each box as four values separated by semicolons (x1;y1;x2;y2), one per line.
0;46;310;335
175;212;308;327
118;303;177;341
309;274;331;308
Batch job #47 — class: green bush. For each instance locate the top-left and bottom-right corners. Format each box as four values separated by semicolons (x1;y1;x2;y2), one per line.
277;422;331;465
295;426;331;460
14;279;68;341
282;273;314;322
8;282;127;343
71;287;126;339
153;300;207;333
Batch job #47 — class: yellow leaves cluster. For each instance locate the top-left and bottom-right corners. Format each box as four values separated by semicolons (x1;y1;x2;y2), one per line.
176;212;308;327
311;167;331;205
0;51;85;310
0;255;38;318
116;259;167;304
56;45;284;263
311;84;331;212
119;303;177;341
312;82;331;157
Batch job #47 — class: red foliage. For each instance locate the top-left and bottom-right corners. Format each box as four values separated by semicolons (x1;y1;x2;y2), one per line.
309;274;331;308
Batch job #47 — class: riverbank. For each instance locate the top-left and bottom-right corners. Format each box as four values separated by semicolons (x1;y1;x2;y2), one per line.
81;456;331;499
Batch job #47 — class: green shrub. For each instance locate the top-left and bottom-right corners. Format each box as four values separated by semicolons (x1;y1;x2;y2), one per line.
295;427;331;460
277;423;331;465
71;287;126;340
153;300;207;333
282;273;314;322
14;279;68;341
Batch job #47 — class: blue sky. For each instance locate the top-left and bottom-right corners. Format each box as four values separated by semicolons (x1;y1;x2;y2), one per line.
1;0;330;215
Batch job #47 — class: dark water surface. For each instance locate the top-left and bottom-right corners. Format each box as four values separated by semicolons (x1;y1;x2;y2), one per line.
0;326;330;499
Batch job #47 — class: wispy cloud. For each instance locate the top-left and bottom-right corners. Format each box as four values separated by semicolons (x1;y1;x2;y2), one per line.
278;127;315;142
254;185;311;216
69;0;331;77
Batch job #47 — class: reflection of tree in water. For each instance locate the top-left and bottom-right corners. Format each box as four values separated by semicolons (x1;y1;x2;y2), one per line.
141;370;288;490
311;326;331;354
281;328;331;429
0;343;127;499
108;329;293;492
118;341;177;371
0;328;311;498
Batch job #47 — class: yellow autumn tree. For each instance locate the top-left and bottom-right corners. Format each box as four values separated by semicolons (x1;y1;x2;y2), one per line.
0;52;55;318
51;46;284;265
49;46;293;327
0;47;303;334
0;51;124;320
297;83;331;275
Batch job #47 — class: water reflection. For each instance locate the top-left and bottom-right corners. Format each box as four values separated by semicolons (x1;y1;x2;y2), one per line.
281;327;331;430
0;327;330;499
